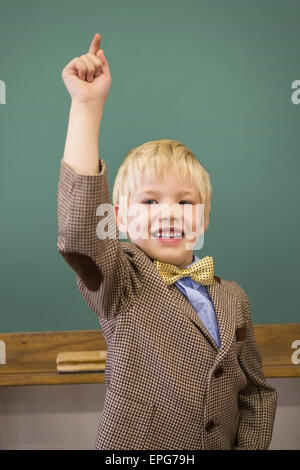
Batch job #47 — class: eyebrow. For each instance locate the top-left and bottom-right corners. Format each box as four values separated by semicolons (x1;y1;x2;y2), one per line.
139;189;196;197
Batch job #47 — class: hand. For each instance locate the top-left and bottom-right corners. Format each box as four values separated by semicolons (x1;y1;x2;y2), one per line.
61;33;112;106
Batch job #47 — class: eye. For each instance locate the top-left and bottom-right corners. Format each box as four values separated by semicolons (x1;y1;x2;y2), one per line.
143;199;157;204
142;200;194;205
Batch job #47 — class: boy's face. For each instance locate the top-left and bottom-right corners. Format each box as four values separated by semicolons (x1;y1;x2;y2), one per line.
114;173;206;269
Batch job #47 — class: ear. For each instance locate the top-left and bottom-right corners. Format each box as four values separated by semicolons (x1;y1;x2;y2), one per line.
114;204;128;233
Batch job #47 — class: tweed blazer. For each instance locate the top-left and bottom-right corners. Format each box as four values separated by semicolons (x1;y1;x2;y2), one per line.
57;157;278;450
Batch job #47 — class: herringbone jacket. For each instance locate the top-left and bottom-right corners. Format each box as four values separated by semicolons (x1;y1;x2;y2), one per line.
57;157;278;450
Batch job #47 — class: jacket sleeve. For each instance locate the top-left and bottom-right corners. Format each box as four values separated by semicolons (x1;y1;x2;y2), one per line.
232;282;278;450
57;157;143;320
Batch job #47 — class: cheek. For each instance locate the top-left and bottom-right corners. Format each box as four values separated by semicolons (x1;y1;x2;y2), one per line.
181;205;204;236
182;206;197;229
193;204;205;232
127;207;151;240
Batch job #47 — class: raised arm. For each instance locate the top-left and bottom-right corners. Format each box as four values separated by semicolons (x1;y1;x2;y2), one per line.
57;34;141;321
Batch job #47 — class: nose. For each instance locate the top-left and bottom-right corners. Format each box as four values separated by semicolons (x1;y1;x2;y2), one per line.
159;203;181;224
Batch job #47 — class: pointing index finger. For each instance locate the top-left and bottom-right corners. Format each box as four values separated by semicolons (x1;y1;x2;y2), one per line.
89;33;101;55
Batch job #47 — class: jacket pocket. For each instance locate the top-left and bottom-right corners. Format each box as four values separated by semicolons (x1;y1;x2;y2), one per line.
230;410;240;449
235;325;247;342
233;323;247;356
95;387;155;450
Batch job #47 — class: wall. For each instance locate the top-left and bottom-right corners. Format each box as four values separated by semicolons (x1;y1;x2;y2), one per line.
0;379;299;450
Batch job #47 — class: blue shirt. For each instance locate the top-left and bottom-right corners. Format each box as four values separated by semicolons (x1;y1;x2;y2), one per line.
174;254;221;348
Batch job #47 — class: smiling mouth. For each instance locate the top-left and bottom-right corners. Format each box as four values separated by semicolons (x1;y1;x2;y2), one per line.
151;229;185;239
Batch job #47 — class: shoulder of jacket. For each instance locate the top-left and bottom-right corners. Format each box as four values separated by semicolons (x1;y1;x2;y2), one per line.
120;241;155;274
121;241;146;258
218;278;250;304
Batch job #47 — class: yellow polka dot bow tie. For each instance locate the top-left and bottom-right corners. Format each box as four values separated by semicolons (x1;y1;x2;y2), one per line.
153;256;214;287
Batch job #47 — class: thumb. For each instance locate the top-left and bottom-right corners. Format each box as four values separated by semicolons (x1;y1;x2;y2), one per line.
96;49;106;61
96;49;110;77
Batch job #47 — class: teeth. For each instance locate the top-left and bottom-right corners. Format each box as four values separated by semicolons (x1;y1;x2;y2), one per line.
153;232;183;238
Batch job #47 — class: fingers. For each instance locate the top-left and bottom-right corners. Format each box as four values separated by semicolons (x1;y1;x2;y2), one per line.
74;54;103;81
89;33;101;55
64;32;110;83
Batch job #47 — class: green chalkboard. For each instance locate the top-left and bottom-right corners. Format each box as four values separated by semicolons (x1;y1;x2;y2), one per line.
1;0;299;333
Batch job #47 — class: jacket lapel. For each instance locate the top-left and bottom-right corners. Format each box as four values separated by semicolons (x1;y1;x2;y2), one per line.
168;276;240;360
206;278;239;361
168;282;220;351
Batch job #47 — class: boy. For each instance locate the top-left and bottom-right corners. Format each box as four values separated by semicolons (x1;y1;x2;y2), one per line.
58;33;277;450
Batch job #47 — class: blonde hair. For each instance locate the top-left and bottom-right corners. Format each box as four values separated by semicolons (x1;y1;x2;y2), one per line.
112;139;212;230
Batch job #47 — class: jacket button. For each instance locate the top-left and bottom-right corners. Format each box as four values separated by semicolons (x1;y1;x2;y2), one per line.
214;366;223;378
205;420;215;433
